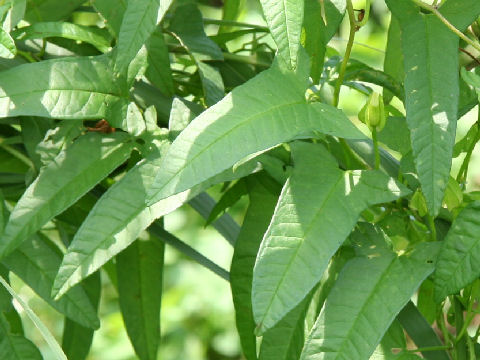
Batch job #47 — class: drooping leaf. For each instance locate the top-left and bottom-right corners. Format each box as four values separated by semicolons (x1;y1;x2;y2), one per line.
61;272;101;360
230;175;280;360
117;235;164;360
0;275;68;360
0;54;128;120
25;0;84;22
434;202;480;302
146;58;366;206
115;0;173;72
252;142;410;334
145;27;174;96
0;28;16;59
168;3;225;106
2;233;100;329
0;132;133;259
92;0;127;37
383;16;404;104
206;179;248;226
385;0;459;216
259;0;304;69
52;143;258;300
12;22;112;53
300;236;438;360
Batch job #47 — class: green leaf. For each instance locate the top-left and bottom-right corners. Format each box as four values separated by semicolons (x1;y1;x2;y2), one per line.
0;331;42;360
397;301;449;360
230;175;280;360
370;321;420;360
434;201;480;302
146;59;365;206
12;22;112;53
145;28;174;96
0;54;128;120
117;235;164;360
168;97;201;140
259;0;304;69
378;117;410;155
0;28;16;59
168;3;225;106
252;142;410;334
300;236;438;360
52;143;258;299
20;117;54;170
0;275;68;360
385;0;459;216
92;0;127;37
25;0;84;22
439;0;480;31
61;273;100;360
115;0;173;73
383;16;404;104
2;234;100;329
1;132;133;259
206;179;248;226
219;0;246;33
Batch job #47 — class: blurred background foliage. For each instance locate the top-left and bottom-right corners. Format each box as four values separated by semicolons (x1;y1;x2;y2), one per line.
9;0;480;359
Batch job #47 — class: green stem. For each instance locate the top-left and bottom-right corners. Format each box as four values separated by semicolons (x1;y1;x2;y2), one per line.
372;126;380;170
427;214;437;241
222;52;270;67
16;50;36;63
0;143;34;169
456;120;480;185
333;0;356;108
355;0;371;28
454;296;468;360
203;18;269;31
406;345;452;353
467;337;476;360
411;0;480;52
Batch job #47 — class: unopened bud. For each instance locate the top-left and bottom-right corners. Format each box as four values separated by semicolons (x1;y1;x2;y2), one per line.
358;92;386;131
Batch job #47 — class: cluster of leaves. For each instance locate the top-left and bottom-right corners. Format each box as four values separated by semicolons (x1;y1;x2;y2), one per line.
2;0;480;359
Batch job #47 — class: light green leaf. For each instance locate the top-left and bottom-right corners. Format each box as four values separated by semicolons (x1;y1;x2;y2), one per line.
146;59;365;206
167;3;224;106
117;236;164;360
230;175;280;360
52;143;258;300
434;202;480;302
0;54;128;120
300;237;438;360
61;273;100;360
92;0;127;37
25;0;84;22
252;142;410;334
168;97;201;140
2;234;100;329
0;132;133;259
385;0;459;216
0;275;68;360
115;0;173;72
259;0;303;69
219;0;246;33
0;28;16;59
12;22;112;52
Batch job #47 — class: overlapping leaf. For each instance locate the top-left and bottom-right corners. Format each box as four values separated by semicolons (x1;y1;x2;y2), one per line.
0;54;128;120
25;0;84;22
0;132;133;259
252;142;409;334
434;202;480;302
146;57;365;205
92;0;127;37
300;229;438;360
117;236;164;360
259;0;303;69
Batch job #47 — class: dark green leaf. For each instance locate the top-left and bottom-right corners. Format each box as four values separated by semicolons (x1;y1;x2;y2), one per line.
92;0;127;37
383;16;403;104
252;142;410;334
117;236;164;360
145;28;174;96
25;0;84;22
206;179;248;226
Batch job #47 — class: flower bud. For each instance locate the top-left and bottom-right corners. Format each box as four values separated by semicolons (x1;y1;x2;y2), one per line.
358;92;386;131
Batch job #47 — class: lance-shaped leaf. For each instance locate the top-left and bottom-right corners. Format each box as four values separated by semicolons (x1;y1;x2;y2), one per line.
146;58;365;205
0;132;133;259
385;1;459;216
383;16;403;104
252;142;410;334
145;28;174;96
0;315;42;360
230;175;280;360
115;0;173;72
92;0;127;37
259;0;303;69
12;22;112;53
300;239;438;360
0;54;128;120
2;234;100;329
62;272;101;360
52;143;258;300
117;236;164;360
434;202;480;302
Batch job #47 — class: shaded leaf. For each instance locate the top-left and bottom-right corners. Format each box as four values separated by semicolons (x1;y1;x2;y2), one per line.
383;16;403;104
145;28;174;96
252;142;410;334
1;132;133;259
117;235;164;360
92;0;127;37
206;179;248;226
25;0;84;22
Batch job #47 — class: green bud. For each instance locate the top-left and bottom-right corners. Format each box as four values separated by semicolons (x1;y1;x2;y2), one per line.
358;92;386;131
